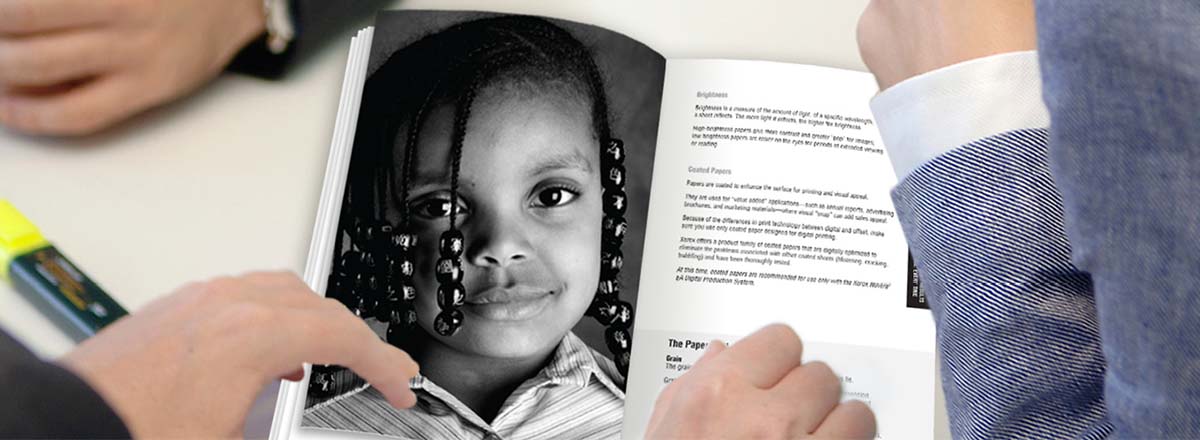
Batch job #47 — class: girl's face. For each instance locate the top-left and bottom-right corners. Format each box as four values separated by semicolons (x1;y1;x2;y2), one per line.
401;85;602;359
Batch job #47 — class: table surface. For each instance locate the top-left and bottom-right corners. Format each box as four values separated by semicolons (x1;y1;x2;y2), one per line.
0;1;950;438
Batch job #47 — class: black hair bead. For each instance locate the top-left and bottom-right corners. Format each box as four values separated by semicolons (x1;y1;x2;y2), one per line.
375;296;396;322
598;279;620;298
376;253;394;276
603;189;627;216
309;367;336;397
439;230;465;257
434;309;464;336
590;298;619;325
377;224;394;245
327;273;351;298
612;301;633;327
353;297;377;318
437;282;466;309
605;326;632;352
615;351;630;376
605;164;626;189
339;251;362;274
601;250;623;277
603;139;625;165
602;217;628;244
400;283;417;301
435;258;463;284
391;233;418;251
359;224;377;245
389;303;417;327
398;259;415;279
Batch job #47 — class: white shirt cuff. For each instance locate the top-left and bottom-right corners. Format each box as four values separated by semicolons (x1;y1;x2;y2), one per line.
869;51;1049;181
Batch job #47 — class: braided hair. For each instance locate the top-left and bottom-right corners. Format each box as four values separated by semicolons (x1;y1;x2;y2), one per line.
309;15;634;400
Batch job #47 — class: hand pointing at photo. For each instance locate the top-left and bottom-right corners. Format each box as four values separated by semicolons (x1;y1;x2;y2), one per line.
58;272;419;438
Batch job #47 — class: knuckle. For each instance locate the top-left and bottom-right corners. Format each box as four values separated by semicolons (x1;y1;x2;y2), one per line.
806;361;838;386
687;369;735;404
803;361;842;400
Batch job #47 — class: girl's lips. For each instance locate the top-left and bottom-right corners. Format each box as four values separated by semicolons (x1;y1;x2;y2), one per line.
465;287;553;321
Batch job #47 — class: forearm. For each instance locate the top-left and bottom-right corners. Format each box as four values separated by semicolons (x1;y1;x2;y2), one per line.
872;54;1111;438
1036;1;1200;437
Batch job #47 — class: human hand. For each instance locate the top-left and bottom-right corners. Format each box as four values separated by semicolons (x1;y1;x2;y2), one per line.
58;271;419;439
0;0;267;135
644;324;875;439
857;0;1038;91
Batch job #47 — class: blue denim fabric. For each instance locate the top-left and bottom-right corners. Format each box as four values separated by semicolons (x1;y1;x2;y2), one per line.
1037;1;1200;437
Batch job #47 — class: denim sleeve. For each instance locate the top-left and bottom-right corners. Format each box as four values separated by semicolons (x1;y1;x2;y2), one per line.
892;129;1112;439
1036;1;1200;437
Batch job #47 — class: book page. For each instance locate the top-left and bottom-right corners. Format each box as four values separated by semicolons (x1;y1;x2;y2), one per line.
295;11;668;440
622;59;935;439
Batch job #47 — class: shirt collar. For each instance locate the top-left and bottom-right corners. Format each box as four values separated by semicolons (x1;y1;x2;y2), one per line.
408;332;624;396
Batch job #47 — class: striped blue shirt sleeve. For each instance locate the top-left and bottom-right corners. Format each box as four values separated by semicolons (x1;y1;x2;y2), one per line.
892;130;1112;439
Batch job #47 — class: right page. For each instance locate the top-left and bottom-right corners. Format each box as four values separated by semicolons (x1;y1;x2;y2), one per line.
623;59;935;439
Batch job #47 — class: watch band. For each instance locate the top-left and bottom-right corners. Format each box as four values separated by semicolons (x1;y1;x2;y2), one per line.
263;0;296;54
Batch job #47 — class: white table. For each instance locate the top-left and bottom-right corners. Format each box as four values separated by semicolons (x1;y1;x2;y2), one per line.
0;1;949;438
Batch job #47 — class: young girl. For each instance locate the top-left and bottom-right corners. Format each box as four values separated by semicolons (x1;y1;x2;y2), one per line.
302;15;637;440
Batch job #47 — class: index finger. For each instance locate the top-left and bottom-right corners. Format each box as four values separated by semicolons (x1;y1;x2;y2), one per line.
276;306;419;409
0;0;123;35
714;323;804;388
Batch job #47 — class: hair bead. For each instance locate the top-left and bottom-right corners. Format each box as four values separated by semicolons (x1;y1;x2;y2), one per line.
391;233;418;251
435;258;464;284
439;230;465;257
601;250;624;277
437;282;466;309
603;139;625;165
603;189;628;216
605;326;632;352
434;309;464;336
602;217;628;243
605;164;626;189
597;279;620;298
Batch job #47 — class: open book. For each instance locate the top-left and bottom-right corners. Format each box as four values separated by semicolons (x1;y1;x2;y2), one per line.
272;9;934;440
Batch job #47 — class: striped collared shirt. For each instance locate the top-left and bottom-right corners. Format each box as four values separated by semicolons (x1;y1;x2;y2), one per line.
302;332;625;439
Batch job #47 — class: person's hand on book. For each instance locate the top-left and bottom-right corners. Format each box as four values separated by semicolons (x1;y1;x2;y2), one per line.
856;0;1038;91
0;0;268;135
57;271;419;438
644;324;876;439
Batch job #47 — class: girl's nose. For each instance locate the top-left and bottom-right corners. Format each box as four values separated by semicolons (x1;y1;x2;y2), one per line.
464;213;532;268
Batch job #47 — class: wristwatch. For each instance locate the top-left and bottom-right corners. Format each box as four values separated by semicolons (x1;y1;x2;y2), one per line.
263;0;296;54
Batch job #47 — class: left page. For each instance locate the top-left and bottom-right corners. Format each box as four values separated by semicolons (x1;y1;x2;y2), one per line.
295;10;666;440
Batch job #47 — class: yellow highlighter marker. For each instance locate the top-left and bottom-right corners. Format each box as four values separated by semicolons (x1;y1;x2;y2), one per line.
0;200;127;341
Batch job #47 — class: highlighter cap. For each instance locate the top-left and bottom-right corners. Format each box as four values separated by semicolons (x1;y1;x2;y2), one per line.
0;200;49;281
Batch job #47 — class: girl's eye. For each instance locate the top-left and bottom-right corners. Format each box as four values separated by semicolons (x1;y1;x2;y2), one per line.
420;199;453;218
411;194;465;219
535;187;578;207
